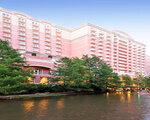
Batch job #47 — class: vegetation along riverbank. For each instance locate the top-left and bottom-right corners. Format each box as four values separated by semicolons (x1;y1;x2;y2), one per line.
0;39;150;96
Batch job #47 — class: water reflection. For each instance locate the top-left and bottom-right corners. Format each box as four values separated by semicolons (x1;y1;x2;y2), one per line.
23;100;34;112
127;91;131;103
36;99;49;118
38;99;49;111
111;92;132;103
56;98;65;110
137;94;150;120
1;93;150;120
106;92;109;98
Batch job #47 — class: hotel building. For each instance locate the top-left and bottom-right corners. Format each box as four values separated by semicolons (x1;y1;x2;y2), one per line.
144;55;150;76
0;8;145;83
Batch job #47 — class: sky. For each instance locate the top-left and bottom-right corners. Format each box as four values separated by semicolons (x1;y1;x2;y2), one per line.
0;0;150;55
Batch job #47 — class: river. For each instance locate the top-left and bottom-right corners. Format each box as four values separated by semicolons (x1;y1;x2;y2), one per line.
0;92;150;120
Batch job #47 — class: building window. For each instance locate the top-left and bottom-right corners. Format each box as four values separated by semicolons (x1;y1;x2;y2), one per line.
32;53;36;56
34;69;41;75
48;55;52;58
33;44;39;48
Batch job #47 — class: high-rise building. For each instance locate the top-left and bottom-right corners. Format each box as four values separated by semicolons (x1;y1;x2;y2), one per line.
0;8;145;83
144;55;150;76
70;24;145;76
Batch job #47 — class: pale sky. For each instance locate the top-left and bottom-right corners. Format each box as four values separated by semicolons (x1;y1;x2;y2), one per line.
0;0;150;55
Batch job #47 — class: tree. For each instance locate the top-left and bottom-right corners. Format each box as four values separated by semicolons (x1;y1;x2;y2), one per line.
83;55;120;92
141;76;150;88
52;57;88;88
121;75;133;88
133;72;144;89
0;39;32;87
53;55;120;92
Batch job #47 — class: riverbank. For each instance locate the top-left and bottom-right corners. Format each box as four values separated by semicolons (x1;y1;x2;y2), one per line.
0;91;96;100
0;93;67;100
0;89;141;100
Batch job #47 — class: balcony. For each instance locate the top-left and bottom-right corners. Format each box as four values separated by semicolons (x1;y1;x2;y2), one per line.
45;38;51;43
3;24;11;29
19;23;26;27
19;42;26;46
45;28;51;32
91;33;96;37
3;36;11;41
3;33;11;38
32;27;39;31
3;15;11;19
106;47;111;50
3;19;11;24
118;49;127;54
56;40;62;45
19;37;26;41
118;64;127;68
98;48;103;52
32;31;39;36
90;31;96;36
91;36;96;40
33;39;39;44
90;45;95;49
45;50;51;54
33;48;39;52
90;48;95;52
56;41;61;46
98;44;103;47
33;46;39;49
56;47;62;51
99;33;104;36
45;47;51;51
18;20;26;24
45;32;51;36
98;40;103;43
18;33;26;37
45;43;51;47
99;37;104;40
98;55;103;58
56;31;61;37
119;52;127;56
118;57;127;61
56;50;62;55
90;40;96;44
119;40;127;44
106;56;111;59
118;61;127;65
32;23;39;28
18;27;26;32
32;36;39;40
106;42;111;45
19;46;26;50
3;29;11;34
118;43;127;47
118;46;127;50
106;49;111;52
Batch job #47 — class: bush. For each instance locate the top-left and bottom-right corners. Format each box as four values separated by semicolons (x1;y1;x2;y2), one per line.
0;84;69;95
0;84;28;95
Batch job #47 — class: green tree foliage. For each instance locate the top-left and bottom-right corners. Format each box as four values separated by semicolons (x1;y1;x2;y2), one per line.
121;75;133;88
83;55;120;91
53;55;120;92
53;57;88;88
141;76;150;88
0;40;32;87
134;73;145;88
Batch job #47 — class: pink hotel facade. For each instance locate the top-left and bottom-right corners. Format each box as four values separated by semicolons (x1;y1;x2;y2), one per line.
0;8;145;83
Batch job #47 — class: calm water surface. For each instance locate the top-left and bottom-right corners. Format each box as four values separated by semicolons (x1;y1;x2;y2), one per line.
0;93;150;120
